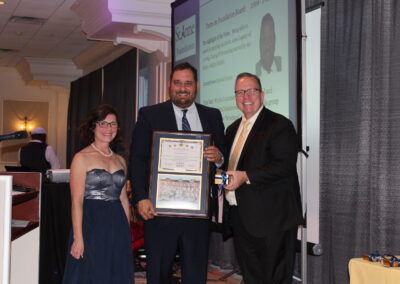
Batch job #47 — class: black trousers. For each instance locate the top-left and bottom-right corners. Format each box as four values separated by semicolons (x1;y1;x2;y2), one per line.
144;217;210;284
231;207;297;284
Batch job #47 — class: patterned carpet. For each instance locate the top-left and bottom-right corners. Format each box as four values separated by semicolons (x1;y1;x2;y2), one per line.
134;265;242;284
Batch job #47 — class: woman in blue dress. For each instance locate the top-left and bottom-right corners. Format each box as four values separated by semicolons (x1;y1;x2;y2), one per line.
63;104;133;283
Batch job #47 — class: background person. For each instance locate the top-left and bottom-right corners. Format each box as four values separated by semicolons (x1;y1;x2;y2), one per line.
223;73;303;284
19;126;61;173
129;62;225;284
63;104;133;283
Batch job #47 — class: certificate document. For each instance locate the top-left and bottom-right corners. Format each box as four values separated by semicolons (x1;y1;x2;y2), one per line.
158;138;203;173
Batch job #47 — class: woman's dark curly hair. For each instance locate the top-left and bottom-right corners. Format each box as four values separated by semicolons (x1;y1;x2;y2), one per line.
78;104;124;154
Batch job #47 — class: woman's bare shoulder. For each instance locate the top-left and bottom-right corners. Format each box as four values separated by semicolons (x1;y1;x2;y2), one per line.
71;146;94;168
115;154;127;170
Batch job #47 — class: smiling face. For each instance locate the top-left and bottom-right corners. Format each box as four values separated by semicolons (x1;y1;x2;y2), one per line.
168;69;198;108
93;114;118;144
235;76;264;119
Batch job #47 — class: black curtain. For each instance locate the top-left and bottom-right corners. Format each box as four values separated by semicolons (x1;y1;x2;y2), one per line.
39;183;71;284
306;0;323;9
308;0;400;283
66;69;102;166
66;48;137;165
103;48;138;159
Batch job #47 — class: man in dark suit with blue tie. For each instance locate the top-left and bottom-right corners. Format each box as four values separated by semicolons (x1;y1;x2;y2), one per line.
223;72;303;284
129;62;225;284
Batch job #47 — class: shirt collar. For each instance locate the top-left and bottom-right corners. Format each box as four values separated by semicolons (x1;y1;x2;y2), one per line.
172;102;196;114
241;105;263;125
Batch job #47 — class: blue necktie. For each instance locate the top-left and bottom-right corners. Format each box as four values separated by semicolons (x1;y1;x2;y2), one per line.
182;109;191;131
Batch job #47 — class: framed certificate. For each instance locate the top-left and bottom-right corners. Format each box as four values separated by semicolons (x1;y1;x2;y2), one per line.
149;131;212;218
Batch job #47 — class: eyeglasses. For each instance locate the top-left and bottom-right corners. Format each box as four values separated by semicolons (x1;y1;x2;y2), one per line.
172;80;195;88
234;88;261;97
96;121;118;128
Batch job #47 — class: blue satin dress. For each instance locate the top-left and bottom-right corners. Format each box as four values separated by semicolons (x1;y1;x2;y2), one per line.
63;169;134;284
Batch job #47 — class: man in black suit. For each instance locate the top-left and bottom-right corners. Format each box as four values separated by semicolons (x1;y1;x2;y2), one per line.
224;72;303;284
129;62;225;284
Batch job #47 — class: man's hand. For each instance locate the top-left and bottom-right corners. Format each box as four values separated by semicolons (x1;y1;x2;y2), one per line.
204;146;223;164
137;199;157;220
224;170;248;191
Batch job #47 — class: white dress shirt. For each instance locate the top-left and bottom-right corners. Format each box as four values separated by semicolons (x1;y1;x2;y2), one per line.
172;102;203;132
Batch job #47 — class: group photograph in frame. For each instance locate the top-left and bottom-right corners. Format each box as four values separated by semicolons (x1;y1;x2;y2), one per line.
148;131;212;218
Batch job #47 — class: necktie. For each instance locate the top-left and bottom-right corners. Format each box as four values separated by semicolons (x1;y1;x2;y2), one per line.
182;109;191;131
228;120;250;170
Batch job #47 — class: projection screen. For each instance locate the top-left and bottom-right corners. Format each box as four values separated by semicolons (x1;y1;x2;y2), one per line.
172;0;301;128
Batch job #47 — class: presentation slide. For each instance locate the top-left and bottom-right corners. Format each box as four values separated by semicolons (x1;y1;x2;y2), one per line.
173;0;298;127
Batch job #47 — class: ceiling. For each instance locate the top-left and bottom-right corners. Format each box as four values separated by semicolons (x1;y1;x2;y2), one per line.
0;0;174;85
0;0;95;67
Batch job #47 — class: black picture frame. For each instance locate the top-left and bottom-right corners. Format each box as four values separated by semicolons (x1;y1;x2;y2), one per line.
148;130;212;218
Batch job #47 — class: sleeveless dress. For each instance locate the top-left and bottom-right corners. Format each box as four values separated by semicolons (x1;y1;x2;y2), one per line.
63;169;134;284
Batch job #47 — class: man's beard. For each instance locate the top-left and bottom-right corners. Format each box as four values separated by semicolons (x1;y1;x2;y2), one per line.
170;90;196;108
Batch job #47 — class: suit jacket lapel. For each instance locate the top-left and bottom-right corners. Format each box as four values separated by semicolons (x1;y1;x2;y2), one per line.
237;107;268;168
196;103;210;132
165;100;179;131
227;119;241;149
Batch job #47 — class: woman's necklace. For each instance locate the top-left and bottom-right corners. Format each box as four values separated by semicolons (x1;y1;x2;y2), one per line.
91;143;113;157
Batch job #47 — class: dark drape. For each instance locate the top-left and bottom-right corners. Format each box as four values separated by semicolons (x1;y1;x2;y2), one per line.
308;0;400;283
306;0;323;9
39;183;71;284
66;48;137;164
66;69;102;166
103;48;137;159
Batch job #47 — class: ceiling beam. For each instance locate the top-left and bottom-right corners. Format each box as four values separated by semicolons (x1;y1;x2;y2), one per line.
17;57;82;87
71;0;173;61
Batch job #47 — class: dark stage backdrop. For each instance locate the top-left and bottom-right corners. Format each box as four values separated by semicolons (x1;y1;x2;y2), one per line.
103;48;137;160
308;0;400;283
39;182;71;284
67;69;102;167
67;48;137;165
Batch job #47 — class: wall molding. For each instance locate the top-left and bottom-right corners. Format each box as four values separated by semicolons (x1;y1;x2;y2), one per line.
17;58;82;87
71;0;172;60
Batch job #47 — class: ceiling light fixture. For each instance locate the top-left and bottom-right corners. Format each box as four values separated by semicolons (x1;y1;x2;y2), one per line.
0;1;5;5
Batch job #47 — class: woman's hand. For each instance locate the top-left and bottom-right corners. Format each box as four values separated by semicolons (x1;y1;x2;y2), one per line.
70;238;84;260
